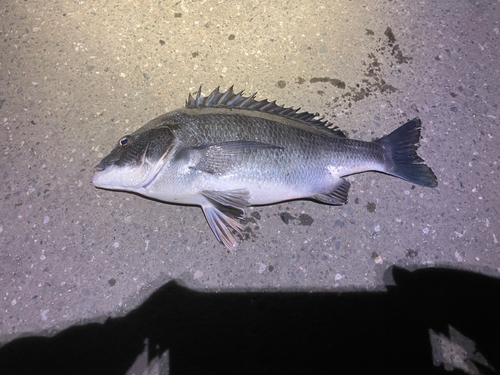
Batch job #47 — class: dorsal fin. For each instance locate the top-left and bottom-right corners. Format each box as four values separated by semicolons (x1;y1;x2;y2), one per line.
186;86;347;138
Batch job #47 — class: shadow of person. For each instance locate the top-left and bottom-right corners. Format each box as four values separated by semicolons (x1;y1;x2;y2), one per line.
0;266;498;375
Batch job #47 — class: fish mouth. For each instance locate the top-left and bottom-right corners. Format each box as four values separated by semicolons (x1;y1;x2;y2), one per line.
92;140;177;192
92;161;107;186
92;167;107;188
92;163;123;189
92;150;172;192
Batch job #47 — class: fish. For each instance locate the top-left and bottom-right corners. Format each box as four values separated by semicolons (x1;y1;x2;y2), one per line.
93;86;437;251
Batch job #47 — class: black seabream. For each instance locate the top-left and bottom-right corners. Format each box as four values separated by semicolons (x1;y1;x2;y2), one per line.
93;86;437;251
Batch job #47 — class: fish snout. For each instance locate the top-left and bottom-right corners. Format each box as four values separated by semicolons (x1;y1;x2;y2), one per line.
92;163;108;187
93;162;107;174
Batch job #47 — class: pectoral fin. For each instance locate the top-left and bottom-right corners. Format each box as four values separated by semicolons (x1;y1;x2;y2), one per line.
189;141;283;175
201;189;251;251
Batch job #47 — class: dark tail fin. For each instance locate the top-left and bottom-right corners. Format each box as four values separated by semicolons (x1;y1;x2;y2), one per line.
375;118;438;187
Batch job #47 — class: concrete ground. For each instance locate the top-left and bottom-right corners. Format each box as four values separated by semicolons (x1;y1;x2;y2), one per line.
0;0;499;369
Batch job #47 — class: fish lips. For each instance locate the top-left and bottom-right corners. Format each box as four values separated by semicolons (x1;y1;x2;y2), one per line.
92;164;132;190
92;165;112;189
92;157;165;192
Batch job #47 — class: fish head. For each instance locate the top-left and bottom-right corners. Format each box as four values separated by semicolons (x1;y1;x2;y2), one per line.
93;126;177;192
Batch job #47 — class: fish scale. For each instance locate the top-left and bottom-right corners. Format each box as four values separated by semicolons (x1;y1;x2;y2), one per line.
93;86;437;251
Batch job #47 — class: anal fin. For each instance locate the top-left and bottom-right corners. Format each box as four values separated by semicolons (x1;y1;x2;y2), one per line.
313;178;350;205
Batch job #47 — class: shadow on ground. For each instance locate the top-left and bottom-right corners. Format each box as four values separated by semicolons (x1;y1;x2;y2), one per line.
0;266;498;375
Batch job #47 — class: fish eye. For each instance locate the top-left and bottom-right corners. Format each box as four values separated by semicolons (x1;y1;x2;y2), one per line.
119;136;132;147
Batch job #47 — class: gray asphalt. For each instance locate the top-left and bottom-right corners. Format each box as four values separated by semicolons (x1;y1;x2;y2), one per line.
1;0;499;360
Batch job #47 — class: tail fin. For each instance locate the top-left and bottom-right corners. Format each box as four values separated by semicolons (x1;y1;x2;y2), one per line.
375;118;438;187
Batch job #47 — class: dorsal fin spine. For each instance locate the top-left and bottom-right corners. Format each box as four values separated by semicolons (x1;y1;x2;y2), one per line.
240;94;257;108
217;86;234;105
185;86;347;138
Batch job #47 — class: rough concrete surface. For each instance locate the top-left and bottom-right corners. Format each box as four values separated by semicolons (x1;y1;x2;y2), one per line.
0;0;499;368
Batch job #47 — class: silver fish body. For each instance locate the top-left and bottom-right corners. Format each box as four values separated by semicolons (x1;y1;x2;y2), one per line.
93;87;437;251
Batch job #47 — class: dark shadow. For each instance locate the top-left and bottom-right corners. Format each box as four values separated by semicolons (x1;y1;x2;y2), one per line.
0;266;498;375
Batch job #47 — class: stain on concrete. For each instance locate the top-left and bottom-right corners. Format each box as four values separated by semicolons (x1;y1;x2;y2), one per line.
304;28;413;117
279;212;314;226
391;45;412;64
250;212;261;220
298;214;314;226
384;27;396;44
279;212;294;225
238;211;263;242
310;77;346;89
276;80;286;89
